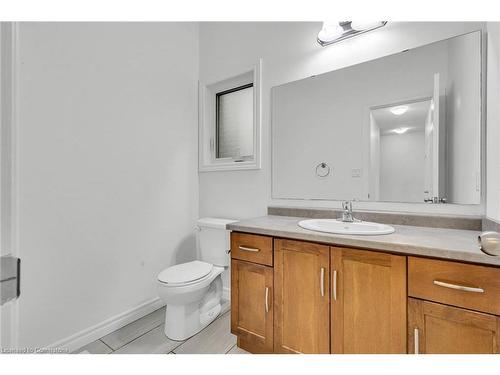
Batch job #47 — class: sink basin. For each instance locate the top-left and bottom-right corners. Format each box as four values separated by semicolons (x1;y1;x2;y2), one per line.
298;219;395;235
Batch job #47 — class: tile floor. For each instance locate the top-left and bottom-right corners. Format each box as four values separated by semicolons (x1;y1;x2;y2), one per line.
74;301;249;354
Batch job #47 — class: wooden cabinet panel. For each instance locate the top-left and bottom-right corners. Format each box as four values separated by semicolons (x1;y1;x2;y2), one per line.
274;239;330;354
408;257;500;315
331;247;407;353
231;232;273;266
408;298;500;354
231;259;273;353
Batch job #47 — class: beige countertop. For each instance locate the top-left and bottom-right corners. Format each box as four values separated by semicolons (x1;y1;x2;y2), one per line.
227;215;500;267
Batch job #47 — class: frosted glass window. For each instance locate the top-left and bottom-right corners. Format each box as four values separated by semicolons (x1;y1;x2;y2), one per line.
216;84;254;159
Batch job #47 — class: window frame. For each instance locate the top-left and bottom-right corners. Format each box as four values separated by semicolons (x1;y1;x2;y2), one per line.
199;59;262;172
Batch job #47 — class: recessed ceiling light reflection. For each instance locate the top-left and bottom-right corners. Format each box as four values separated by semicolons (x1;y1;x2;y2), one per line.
390;106;408;115
392;127;410;134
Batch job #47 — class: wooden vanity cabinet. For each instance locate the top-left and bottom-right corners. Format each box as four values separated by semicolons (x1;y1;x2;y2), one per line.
331;247;407;353
274;239;330;353
231;259;274;353
408;298;500;354
230;231;500;354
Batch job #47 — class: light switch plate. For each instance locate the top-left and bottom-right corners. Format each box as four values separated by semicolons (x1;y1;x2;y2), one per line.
351;168;362;177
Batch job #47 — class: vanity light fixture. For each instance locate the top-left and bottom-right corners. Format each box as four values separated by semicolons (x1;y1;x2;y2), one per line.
317;21;387;47
392;127;410;135
390;105;409;115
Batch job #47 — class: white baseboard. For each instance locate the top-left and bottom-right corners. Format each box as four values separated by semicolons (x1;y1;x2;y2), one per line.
47;297;165;353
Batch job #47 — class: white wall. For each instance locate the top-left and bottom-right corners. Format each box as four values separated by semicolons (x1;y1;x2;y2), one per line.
199;22;487;221
486;22;500;221
16;22;199;348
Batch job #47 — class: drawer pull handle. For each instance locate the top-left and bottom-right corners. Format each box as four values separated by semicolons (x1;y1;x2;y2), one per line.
320;267;325;297
238;246;260;253
433;280;484;293
265;287;270;313
332;270;338;301
414;328;419;354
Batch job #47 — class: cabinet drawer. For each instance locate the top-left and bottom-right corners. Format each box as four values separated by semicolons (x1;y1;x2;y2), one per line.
408;257;500;315
231;232;273;266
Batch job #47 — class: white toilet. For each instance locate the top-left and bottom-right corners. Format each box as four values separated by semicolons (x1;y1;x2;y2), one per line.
157;217;237;341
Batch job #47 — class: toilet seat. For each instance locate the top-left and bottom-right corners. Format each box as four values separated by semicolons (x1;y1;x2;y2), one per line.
158;260;213;286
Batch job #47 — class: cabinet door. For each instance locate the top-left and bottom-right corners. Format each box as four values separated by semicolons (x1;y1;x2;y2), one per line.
231;259;273;353
408;298;500;354
331;247;407;353
274;239;330;354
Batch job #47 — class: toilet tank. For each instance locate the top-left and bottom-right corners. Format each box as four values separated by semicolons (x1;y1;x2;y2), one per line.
197;217;238;267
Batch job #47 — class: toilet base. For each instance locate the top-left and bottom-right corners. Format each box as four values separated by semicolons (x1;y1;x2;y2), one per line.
164;302;222;341
163;274;223;341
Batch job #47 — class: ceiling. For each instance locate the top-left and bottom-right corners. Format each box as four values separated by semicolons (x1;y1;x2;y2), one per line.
371;99;432;135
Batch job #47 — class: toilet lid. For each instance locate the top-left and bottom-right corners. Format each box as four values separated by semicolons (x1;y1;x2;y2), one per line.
158;260;213;284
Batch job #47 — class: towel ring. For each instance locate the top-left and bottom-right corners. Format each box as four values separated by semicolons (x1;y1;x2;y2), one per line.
315;162;330;178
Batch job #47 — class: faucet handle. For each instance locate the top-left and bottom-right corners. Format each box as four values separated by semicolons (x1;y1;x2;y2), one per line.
342;200;353;211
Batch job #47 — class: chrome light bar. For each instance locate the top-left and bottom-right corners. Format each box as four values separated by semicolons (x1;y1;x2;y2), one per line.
317;21;387;47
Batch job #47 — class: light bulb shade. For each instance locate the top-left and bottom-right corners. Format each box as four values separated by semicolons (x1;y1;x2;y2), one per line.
317;22;345;43
317;21;387;46
350;21;386;31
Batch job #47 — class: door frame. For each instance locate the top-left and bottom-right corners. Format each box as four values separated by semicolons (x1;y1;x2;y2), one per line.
364;95;433;203
0;21;20;350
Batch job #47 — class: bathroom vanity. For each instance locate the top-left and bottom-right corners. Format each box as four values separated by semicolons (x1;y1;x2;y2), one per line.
228;29;495;354
228;213;500;354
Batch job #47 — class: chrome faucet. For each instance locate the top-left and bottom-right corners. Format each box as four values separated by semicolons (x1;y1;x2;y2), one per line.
340;200;356;222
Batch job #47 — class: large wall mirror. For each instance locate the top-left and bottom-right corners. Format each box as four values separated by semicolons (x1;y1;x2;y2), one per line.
272;31;482;205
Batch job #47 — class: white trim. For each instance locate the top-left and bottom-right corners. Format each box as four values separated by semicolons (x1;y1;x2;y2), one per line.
0;21;20;350
10;21;20;350
46;297;165;353
222;286;230;302
199;59;262;172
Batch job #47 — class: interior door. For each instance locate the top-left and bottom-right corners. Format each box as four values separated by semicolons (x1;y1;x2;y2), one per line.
274;239;330;354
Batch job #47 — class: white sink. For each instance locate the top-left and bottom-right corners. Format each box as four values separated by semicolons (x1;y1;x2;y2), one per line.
298;219;395;235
